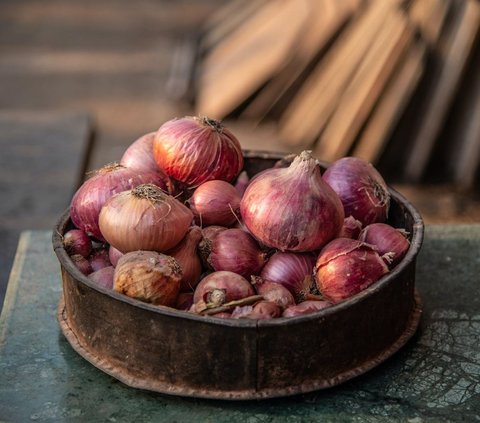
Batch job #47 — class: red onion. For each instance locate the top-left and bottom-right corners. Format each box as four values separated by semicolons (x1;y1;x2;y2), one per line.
253;278;295;309
175;292;194;311
63;229;91;258
89;248;111;272
234;171;250;196
231;302;281;320
70;254;92;275
70;163;167;241
120;132;173;192
188;180;241;226
198;225;227;269
108;245;123;267
322;157;390;226
240;151;344;252
167;226;203;292
282;300;332;317
153;116;244;187
88;266;114;289
193;271;255;309
209;228;266;279
315;238;389;303
358;223;410;268
339;216;363;239
114;250;182;306
99;184;193;253
260;251;316;300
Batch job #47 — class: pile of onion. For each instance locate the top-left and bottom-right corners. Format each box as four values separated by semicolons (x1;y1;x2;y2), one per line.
64;116;412;319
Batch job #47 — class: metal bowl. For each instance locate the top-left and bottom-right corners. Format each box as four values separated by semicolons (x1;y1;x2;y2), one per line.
52;151;424;400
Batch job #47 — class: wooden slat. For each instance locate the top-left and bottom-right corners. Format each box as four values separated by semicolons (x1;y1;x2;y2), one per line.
404;0;480;181
353;41;426;164
408;0;451;46
314;9;413;162
278;0;396;149
196;0;309;119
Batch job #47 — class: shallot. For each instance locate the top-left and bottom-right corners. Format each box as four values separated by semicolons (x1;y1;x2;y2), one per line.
63;229;91;258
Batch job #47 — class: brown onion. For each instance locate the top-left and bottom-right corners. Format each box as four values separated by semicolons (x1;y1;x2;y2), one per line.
198;225;227;269
358;223;410;268
315;238;389;303
88;266;114;289
99;184;193;253
282;300;332;317
253;278;295;309
114;250;182;306
339;216;363;239
260;251;316;300
188;180;241;226
167;226;203;292
70;163;167;241
63;229;91;258
153;116;244;187
322;157;390;226
240;151;344;252
193;271;255;310
209;228;266;279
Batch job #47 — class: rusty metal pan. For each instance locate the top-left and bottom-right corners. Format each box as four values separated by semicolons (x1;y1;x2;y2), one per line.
52;151;424;400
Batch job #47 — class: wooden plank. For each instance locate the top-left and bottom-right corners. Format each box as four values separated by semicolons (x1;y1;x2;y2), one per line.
408;0;451;46
196;0;309;119
314;9;413;161
278;0;396;149
403;0;480;182
353;41;426;164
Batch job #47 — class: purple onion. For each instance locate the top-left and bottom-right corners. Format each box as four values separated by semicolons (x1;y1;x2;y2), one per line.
198;225;227;269
339;216;362;239
358;223;410;268
209;228;266;279
322;156;390;226
234;171;250;196
89;249;111;272
70;163;168;241
254;279;295;309
231;301;281;320
63;229;92;258
175;292;194;311
108;245;124;267
71;254;92;275
282;300;332;317
260;251;316;299
88;266;114;289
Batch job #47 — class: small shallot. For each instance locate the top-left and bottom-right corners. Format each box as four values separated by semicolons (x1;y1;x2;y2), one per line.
108;245;123;267
114;250;182;306
253;278;295;309
231;301;281;320
88;266;114;289
358;223;410;268
89;249;111;272
63;229;91;258
315;238;389;303
70;254;92;275
198;225;227;269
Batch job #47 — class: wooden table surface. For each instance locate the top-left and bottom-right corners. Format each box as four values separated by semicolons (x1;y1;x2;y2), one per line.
1;226;479;422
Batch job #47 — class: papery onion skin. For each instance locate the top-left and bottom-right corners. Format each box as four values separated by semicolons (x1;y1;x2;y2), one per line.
114;250;182;306
358;223;410;268
260;251;316;300
188;180;241;226
71;254;93;275
193;271;255;308
63;229;92;258
315;238;389;303
153;116;244;187
339;216;363;239
99;184;193;253
253;279;295;309
70;163;167;241
88;266;114;289
231;302;281;320
322;157;390;226
209;228;266;279
240;151;344;252
198;225;227;269
167;226;203;292
282;300;332;317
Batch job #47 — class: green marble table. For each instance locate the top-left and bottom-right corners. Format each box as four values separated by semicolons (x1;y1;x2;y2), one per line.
1;226;479;422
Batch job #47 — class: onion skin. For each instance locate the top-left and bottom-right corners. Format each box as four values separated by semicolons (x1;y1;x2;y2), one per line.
209;228;266;279
99;184;193;253
322;157;390;226
339;216;363;239
231;302;281;319
254;279;295;309
63;229;92;258
70;163;167;241
260;251;316;300
166;226;203;292
193;271;255;309
71;254;92;275
282;300;332;317
240;151;344;252
175;292;194;311
153;116;244;187
114;250;182;306
358;223;410;268
315;238;389;303
188;180;241;226
198;225;227;269
88;266;114;289
234;171;250;196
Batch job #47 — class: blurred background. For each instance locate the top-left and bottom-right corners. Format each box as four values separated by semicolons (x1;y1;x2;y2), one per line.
0;0;480;308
